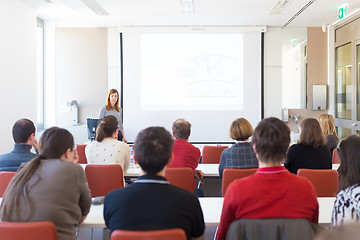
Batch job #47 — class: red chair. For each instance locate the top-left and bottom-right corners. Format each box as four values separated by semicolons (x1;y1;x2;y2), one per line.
76;144;87;164
165;167;194;193
0;171;16;197
111;228;186;240
85;164;124;197
297;169;339;197
202;146;229;164
0;221;57;240
332;148;340;164
222;168;258;196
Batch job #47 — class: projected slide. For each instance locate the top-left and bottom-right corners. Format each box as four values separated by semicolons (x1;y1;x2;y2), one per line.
140;34;244;111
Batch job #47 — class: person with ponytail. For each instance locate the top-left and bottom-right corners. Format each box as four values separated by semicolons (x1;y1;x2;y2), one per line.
99;89;127;143
85;115;130;174
0;127;91;240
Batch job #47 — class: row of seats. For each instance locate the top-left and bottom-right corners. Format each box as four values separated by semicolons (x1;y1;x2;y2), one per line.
75;144;230;164
0;221;186;240
0;166;194;198
222;168;339;197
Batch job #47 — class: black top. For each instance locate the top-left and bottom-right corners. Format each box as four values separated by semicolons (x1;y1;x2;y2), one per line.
285;143;332;174
325;134;338;158
103;174;205;240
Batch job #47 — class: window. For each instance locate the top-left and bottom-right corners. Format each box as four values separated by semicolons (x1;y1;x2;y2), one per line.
36;18;44;129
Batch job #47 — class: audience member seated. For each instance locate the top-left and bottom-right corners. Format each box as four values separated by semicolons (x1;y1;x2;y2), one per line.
104;127;205;240
167;118;203;195
332;135;360;226
319;114;338;158
0;127;92;240
217;117;318;240
285;118;331;174
0;118;38;171
218;118;258;178
85;115;130;174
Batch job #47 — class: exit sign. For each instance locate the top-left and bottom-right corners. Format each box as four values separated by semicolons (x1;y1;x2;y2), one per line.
338;4;348;19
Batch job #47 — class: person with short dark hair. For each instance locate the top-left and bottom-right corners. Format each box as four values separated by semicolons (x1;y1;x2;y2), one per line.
217;117;319;240
167;119;203;193
0;118;38;171
285;118;332;174
332;135;360;226
218;118;258;178
104;127;205;240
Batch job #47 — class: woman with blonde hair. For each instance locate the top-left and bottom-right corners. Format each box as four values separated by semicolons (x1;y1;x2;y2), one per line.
319;113;338;157
99;89;127;143
218;118;258;178
0;127;91;240
285;118;331;174
85;115;130;174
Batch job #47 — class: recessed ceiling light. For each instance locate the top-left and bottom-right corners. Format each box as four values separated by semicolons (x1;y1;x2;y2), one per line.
269;0;289;15
80;0;109;16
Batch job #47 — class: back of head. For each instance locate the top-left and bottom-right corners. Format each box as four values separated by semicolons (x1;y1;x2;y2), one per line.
252;117;290;163
338;135;360;191
229;118;253;141
172;118;191;140
12;118;36;144
39;127;74;159
135;127;174;175
318;114;338;138
96;115;118;142
299;118;325;148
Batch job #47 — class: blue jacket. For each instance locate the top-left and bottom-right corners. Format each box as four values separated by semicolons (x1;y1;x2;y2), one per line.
0;144;37;171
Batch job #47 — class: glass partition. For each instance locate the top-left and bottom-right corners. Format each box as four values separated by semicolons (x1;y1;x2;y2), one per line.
335;43;352;119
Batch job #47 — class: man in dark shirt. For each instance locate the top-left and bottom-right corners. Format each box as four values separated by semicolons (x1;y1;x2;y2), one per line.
104;127;205;240
0;118;38;171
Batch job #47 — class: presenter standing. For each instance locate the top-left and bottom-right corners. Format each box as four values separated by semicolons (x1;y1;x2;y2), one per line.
99;89;127;143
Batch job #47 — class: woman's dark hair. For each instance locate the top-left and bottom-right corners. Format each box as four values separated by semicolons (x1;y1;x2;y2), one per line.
229;118;253;141
96;115;118;142
252;117;290;163
338;135;360;191
0;127;74;221
134;127;174;175
299;118;325;148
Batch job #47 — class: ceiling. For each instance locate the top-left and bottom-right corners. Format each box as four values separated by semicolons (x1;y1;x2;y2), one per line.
22;0;360;28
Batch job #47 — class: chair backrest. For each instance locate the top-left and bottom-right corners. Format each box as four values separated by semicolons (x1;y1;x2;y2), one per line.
76;144;87;164
225;218;319;240
297;169;339;197
111;228;186;240
165;167;194;192
332;148;340;164
0;221;57;240
202;146;229;164
0;171;16;197
222;168;257;197
85;164;124;197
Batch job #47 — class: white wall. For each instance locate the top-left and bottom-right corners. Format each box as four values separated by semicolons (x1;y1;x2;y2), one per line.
264;27;282;119
55;28;108;125
0;1;37;153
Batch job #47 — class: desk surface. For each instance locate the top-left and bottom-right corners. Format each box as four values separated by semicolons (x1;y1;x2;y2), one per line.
123;164;220;178
82;197;335;228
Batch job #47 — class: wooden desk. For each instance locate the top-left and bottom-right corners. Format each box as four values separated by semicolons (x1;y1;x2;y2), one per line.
81;197;335;228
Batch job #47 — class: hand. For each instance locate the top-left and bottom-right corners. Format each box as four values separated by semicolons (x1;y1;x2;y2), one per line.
123;137;128;143
72;149;79;163
194;170;204;180
79;216;87;224
32;139;39;151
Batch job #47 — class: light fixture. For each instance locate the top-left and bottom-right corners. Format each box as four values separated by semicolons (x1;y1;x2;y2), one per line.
269;0;289;15
80;0;109;16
